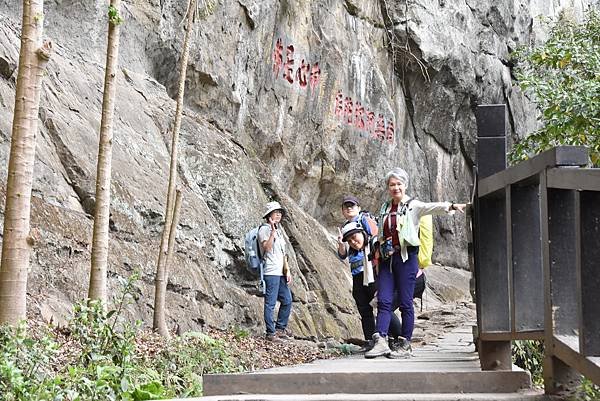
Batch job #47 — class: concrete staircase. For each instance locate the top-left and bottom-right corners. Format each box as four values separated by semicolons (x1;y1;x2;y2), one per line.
197;394;550;401
195;326;554;401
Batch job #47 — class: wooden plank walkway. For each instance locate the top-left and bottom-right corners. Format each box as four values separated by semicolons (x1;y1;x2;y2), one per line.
194;324;550;400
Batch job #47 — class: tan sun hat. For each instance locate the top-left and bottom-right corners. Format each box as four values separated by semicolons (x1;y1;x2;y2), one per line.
263;201;285;219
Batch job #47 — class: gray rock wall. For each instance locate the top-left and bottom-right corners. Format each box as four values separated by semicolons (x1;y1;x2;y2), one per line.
0;0;597;338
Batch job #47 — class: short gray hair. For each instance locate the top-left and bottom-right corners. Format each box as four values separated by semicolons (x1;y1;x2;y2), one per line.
385;167;409;187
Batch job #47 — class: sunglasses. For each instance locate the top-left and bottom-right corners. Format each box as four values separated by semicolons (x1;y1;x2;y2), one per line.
342;203;358;208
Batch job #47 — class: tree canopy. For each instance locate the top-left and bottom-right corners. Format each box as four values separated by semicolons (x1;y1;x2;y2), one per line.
511;9;600;165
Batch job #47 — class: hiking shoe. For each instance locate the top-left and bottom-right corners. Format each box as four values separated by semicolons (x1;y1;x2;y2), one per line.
386;348;412;359
389;336;410;351
265;334;283;343
387;336;412;358
390;336;412;354
354;339;374;354
275;329;293;340
364;333;390;359
399;337;413;353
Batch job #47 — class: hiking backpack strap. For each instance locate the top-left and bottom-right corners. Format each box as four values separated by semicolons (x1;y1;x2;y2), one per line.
377;200;391;239
256;223;268;294
383;198;412;234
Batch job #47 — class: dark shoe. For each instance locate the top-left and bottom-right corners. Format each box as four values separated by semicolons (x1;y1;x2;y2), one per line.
399;337;412;353
387;336;412;358
356;339;374;353
275;329;293;340
364;333;390;359
265;334;283;343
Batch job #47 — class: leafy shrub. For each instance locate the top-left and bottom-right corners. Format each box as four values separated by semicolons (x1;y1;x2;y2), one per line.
510;9;600;165
512;340;544;386
569;377;600;401
512;340;600;398
0;322;61;400
0;272;242;400
233;326;250;340
141;331;243;398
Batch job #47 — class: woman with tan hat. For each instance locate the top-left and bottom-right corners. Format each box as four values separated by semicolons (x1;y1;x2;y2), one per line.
258;201;293;342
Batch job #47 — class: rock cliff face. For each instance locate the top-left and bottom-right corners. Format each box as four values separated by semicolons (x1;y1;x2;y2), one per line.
0;0;596;338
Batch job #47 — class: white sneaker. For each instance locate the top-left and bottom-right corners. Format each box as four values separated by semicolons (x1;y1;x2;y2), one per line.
364;333;391;359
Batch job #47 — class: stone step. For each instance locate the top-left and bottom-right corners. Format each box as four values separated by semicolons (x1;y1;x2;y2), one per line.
203;368;532;397
201;326;533;400
195;390;556;401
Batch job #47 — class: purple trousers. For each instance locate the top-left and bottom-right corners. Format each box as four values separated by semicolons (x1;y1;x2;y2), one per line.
375;248;418;340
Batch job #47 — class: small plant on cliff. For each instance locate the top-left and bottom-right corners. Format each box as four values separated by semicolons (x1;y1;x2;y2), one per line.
108;5;123;25
510;9;600;165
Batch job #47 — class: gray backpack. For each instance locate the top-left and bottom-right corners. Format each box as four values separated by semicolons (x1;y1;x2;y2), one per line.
243;224;267;293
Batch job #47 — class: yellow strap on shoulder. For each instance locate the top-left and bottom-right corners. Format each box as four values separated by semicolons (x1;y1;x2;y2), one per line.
418;215;433;268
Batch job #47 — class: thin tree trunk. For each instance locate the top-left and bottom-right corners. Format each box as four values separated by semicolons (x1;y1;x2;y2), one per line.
153;189;183;335
165;189;183;272
88;0;122;303
0;0;52;324
153;0;196;336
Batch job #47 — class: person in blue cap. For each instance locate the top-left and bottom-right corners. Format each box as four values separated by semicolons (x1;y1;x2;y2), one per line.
337;196;403;353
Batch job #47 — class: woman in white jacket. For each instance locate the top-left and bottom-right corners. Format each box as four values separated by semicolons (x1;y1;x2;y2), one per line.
365;167;466;359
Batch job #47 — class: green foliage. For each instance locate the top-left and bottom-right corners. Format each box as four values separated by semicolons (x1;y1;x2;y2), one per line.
0;272;240;400
108;5;124;25
197;0;217;19
0;323;60;400
573;377;600;401
510;9;600;166
233;326;250;340
142;331;243;398
512;340;600;397
334;343;355;355
512;340;545;386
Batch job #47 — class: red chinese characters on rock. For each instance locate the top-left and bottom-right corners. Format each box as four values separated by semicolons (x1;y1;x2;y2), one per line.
335;91;344;117
271;37;321;92
365;111;375;134
283;45;295;83
334;90;395;145
310;63;321;91
386;121;395;144
344;97;353;125
375;114;386;141
354;102;365;129
273;38;283;76
296;59;309;88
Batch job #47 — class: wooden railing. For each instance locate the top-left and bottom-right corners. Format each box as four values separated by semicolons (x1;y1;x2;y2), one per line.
473;105;600;394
